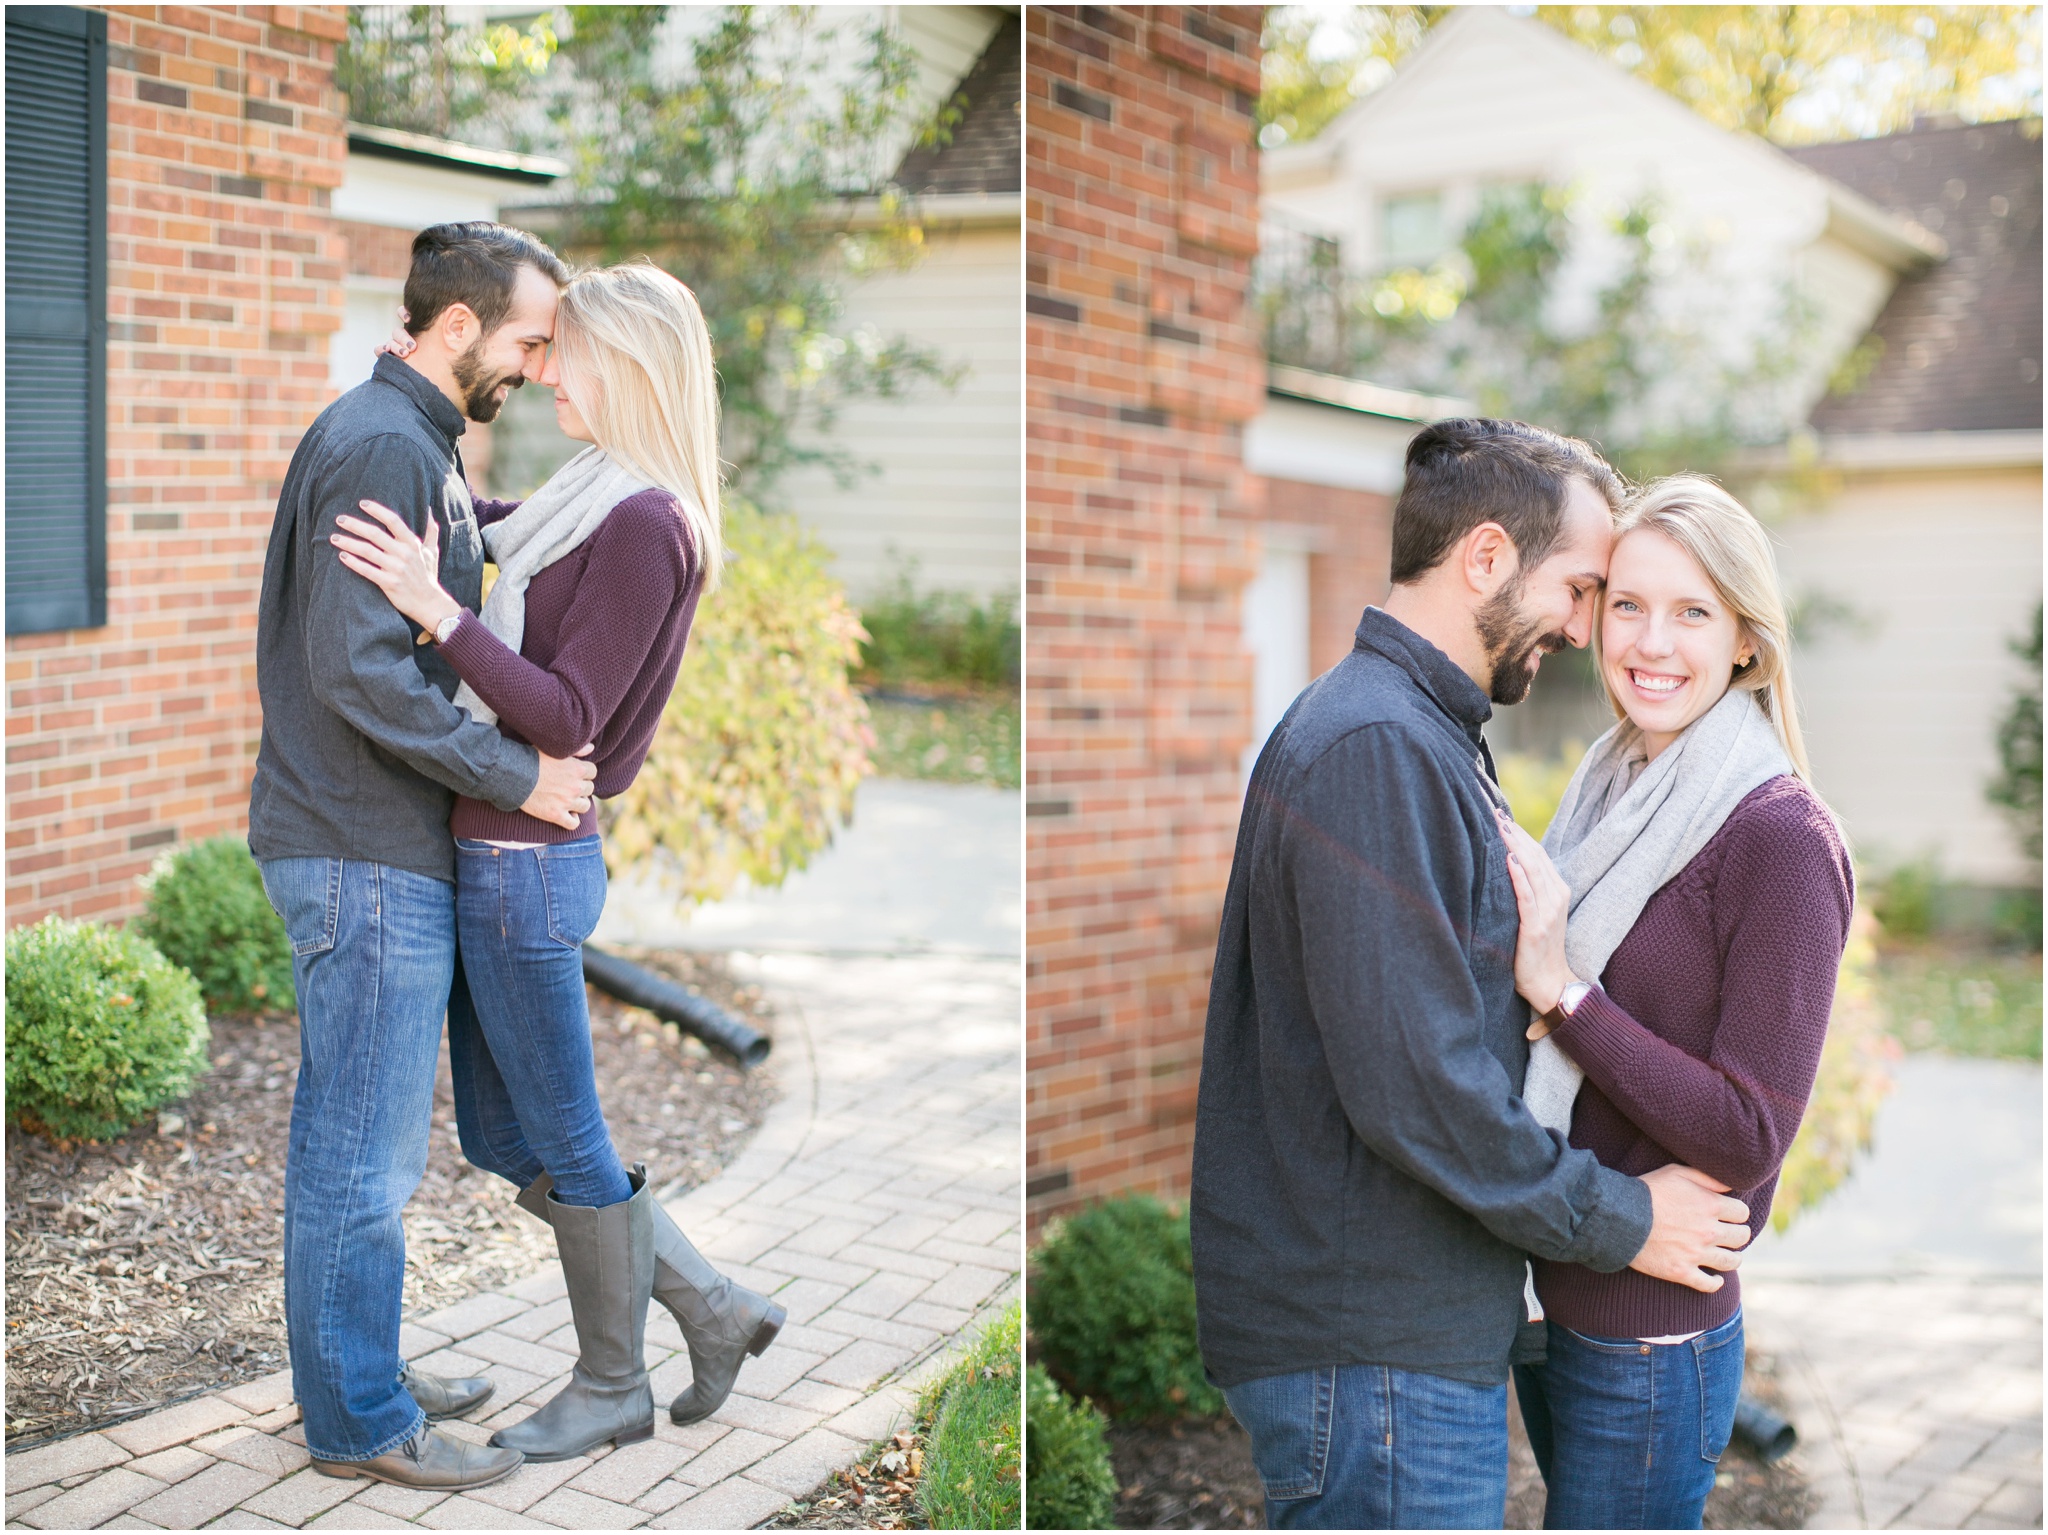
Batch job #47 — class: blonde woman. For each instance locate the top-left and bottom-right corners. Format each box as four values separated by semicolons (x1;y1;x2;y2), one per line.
331;261;784;1463
1491;476;1853;1528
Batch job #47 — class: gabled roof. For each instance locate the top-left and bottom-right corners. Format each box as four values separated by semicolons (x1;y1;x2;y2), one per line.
1791;118;2042;435
893;12;1020;197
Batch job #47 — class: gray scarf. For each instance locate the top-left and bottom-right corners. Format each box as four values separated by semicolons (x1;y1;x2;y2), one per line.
453;445;652;727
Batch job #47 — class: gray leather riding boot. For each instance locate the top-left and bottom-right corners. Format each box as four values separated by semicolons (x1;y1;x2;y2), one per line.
520;1166;786;1425
311;1424;522;1490
491;1171;656;1462
398;1362;493;1420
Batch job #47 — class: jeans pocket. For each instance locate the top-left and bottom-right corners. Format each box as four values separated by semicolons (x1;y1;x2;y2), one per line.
1224;1367;1334;1502
1693;1312;1745;1463
259;857;341;957
537;840;607;948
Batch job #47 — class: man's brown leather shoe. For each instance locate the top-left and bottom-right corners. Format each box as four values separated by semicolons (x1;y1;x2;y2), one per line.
310;1424;522;1490
399;1362;494;1420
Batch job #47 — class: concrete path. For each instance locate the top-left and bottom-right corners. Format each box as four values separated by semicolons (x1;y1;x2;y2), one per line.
7;782;1023;1531
597;780;1022;960
1742;1054;2042;1530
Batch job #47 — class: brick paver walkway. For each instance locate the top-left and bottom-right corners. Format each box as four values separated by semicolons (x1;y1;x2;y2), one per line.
6;951;1020;1531
1744;1276;2042;1530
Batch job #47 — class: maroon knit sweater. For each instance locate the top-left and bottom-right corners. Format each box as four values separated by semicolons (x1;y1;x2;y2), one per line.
438;488;701;843
1531;774;1854;1338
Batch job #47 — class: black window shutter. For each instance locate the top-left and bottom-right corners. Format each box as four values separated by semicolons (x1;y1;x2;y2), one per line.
6;6;108;636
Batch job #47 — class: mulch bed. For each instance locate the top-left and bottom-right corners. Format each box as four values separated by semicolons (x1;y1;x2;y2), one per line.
4;948;776;1448
766;1428;933;1530
1105;1351;1814;1530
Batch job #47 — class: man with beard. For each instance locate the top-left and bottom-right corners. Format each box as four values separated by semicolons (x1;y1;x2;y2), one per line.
1189;418;1756;1528
250;223;598;1491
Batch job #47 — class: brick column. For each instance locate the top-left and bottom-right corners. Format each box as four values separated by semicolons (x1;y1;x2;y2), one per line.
6;6;347;925
1025;6;1265;1227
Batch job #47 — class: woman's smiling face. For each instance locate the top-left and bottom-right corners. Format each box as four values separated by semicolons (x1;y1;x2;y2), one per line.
1601;527;1753;759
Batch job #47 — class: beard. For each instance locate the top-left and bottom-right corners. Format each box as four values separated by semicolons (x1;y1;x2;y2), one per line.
451;338;525;424
1476;575;1569;706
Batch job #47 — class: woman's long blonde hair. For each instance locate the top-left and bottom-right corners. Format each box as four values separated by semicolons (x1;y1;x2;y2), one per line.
553;260;723;588
1599;474;1813;781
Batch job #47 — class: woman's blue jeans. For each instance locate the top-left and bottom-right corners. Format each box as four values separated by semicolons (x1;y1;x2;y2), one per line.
1223;1363;1510;1529
1513;1310;1745;1530
446;836;631;1211
262;856;450;1463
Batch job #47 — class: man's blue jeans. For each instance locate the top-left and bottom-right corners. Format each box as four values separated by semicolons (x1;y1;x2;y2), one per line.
1513;1310;1745;1529
445;836;629;1210
1223;1363;1509;1529
261;857;450;1463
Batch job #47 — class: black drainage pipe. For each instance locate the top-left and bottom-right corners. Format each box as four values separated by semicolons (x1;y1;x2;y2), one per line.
1732;1392;1797;1463
581;944;772;1069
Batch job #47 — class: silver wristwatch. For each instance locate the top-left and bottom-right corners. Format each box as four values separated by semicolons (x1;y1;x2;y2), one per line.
1558;981;1593;1015
433;613;462;645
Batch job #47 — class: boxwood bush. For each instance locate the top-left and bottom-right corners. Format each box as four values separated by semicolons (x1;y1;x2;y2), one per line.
1028;1194;1222;1420
136;837;295;1015
5;917;210;1141
1025;1364;1115;1530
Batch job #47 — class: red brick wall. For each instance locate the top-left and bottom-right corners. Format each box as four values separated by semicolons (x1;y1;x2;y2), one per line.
1026;6;1264;1228
5;5;348;926
1260;474;1396;675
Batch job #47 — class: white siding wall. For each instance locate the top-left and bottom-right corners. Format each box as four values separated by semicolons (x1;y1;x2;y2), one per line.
1242;541;1313;781
1775;467;2043;883
777;220;1021;600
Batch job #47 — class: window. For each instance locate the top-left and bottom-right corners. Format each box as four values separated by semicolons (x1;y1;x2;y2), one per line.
1380;191;1444;269
7;6;108;635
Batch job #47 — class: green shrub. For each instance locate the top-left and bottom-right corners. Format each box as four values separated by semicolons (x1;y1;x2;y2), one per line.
1025;1364;1116;1531
1871;859;1939;942
1992;885;2044;953
1774;913;1898;1230
918;1303;1022;1530
1028;1194;1222;1420
135;837;295;1015
5;917;210;1142
605;500;872;901
856;570;1019;693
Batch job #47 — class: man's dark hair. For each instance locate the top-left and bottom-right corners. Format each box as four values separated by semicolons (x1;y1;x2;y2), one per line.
1388;418;1625;585
403;221;569;339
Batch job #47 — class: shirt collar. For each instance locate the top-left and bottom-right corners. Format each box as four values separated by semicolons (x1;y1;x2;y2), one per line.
372;353;468;447
1352;606;1494;738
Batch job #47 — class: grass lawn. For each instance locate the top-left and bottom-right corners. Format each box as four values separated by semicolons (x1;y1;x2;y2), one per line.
919;1303;1022;1529
1874;945;2042;1061
866;690;1020;789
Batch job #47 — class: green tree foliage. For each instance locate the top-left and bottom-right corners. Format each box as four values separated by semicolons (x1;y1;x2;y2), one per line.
547;5;960;502
1532;6;2043;145
6;918;210;1142
602;500;872;898
1259;6;2042;148
135;837;296;1017
1024;1364;1116;1531
1259;5;1445;146
1028;1195;1222;1421
1988;602;2044;865
337;7;558;140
